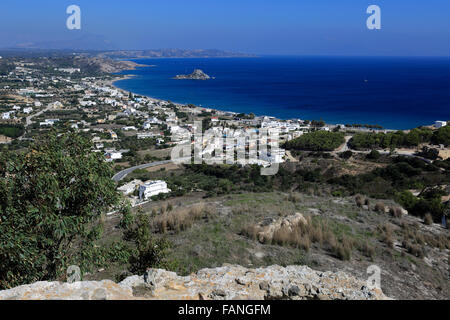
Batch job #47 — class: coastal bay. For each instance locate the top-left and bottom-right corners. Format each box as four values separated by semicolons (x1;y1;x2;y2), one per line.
113;56;450;130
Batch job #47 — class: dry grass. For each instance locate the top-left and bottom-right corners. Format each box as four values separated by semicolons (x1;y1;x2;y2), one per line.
424;213;433;225
242;215;355;261
287;193;302;203
359;241;375;259
374;202;386;213
400;221;450;251
355;194;364;207
402;240;426;258
389;207;403;218
379;223;394;249
333;235;353;261
153;203;212;233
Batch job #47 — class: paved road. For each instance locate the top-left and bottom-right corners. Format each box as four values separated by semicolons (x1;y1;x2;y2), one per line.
112;160;172;182
25;104;53;127
18;104;54;141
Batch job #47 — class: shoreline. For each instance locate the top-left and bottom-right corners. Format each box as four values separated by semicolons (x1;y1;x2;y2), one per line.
110;72;237;114
108;63;428;131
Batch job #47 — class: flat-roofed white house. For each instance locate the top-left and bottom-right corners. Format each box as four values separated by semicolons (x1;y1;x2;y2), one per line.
139;180;171;200
104;151;123;162
23;107;33;114
117;179;143;196
121;126;137;131
435;121;447;129
2;112;11;120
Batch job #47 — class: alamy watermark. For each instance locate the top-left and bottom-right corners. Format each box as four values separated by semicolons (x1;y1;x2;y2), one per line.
367;5;381;30
366;265;381;290
65;5;380;31
66;5;81;30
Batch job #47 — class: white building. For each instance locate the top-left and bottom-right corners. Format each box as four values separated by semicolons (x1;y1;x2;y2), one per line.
148;117;162;124
122;126;137;131
40;119;59;126
104;151;123;162
143;121;152;130
23;107;33;114
137;132;155;139
2;112;11;120
435;121;447;129
139;180;171;200
80;100;96;107
56;68;80;74
117;179;143;196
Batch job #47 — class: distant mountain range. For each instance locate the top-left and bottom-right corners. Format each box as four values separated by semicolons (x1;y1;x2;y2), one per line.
4;32;255;58
97;49;257;59
12;33;118;51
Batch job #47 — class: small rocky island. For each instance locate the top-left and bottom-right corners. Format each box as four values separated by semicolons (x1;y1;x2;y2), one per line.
172;69;213;80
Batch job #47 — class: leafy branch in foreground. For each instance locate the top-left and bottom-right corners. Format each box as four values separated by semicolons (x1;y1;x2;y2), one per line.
0;132;118;289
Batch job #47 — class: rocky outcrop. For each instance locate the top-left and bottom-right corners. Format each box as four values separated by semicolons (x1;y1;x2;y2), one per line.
0;264;388;300
173;69;212;80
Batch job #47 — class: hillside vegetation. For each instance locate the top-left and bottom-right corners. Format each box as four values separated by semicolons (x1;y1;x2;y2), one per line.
284;131;345;151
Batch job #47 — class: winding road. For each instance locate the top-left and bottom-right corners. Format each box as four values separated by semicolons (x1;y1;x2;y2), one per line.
112;160;172;182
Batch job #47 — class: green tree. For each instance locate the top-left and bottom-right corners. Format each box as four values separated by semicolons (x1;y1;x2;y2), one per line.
431;125;450;146
124;212;173;275
284;131;345;151
0;132;118;289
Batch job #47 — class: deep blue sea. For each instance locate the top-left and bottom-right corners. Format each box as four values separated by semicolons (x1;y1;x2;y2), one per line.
114;56;450;130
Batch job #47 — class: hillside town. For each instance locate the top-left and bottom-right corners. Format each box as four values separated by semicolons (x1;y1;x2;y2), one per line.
0;55;449;205
0;53;449;302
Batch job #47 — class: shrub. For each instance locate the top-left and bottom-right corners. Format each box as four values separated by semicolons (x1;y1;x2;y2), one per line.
374;203;386;212
128;213;173;275
355;195;364;207
424;213;433;225
380;223;394;248
389;207;403;218
360;241;375;259
241;224;259;241
0;132;118;289
339;150;353;160
366;150;381;160
334;236;353;261
403;241;426;258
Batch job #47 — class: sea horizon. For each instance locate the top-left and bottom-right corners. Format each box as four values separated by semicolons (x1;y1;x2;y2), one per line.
113;56;450;130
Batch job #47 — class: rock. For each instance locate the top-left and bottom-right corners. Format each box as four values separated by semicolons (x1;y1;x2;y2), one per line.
0;265;390;300
172;69;212;80
288;285;300;297
259;281;270;291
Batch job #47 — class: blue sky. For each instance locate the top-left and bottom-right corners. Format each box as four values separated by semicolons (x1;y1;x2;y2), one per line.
1;0;450;55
